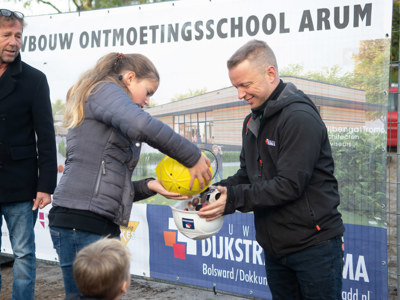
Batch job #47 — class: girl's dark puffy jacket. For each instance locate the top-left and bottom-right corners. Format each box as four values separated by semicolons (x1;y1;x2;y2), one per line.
53;82;201;226
221;82;345;258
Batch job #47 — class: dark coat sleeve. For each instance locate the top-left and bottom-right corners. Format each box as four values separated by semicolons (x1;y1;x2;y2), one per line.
32;72;58;193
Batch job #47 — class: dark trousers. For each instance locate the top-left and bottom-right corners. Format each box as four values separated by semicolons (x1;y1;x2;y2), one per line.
265;236;344;300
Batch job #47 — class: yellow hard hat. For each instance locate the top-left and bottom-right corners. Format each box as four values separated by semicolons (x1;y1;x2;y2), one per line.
156;153;212;196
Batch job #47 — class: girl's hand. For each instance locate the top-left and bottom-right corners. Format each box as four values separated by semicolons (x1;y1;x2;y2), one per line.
147;179;190;200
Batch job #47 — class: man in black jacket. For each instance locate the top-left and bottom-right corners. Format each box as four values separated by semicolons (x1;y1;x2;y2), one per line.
0;9;57;300
199;40;345;299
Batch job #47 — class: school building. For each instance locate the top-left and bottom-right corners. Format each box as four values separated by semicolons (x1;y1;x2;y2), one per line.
145;76;376;151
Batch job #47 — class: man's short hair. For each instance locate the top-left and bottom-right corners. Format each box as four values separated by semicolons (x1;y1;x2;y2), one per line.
73;238;131;300
0;10;25;28
227;39;278;74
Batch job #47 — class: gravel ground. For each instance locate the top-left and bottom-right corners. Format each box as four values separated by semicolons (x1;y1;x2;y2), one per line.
0;258;254;300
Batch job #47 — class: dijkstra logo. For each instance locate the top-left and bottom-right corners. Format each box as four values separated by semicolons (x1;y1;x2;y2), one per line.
163;217;197;260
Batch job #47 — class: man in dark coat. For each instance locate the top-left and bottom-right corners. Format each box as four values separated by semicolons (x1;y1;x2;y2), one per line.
0;9;57;300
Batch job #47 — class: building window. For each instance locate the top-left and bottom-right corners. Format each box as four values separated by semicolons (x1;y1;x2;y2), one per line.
172;111;213;144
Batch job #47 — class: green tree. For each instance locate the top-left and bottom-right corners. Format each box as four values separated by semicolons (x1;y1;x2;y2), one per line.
51;99;65;117
351;39;391;107
282;38;391;111
58;139;66;157
280;64;353;88
13;0;170;13
170;88;207;102
330;129;386;225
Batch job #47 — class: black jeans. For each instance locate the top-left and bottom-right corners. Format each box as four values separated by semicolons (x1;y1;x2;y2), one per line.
264;236;344;300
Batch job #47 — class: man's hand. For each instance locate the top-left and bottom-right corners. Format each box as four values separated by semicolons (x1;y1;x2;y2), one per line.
32;192;52;210
198;186;227;221
188;154;212;190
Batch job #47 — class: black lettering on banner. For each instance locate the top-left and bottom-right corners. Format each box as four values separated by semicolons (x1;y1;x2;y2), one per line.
103;29;111;47
231;17;243;38
299;10;314;32
182;21;192;41
299;3;372;32
334;6;349;29
279;12;290;33
317;8;331;30
19;3;373;53
49;34;57;50
149;25;159;43
21;36;27;51
206;20;214;40
113;28;124;46
140;26;148;44
216;18;228;38
91;30;101;48
59;33;74;49
29;36;36;51
79;31;89;48
168;23;179;42
160;24;165;43
262;14;276;35
354;3;372;27
246;15;259;36
194;21;204;41
38;35;47;51
126;27;137;45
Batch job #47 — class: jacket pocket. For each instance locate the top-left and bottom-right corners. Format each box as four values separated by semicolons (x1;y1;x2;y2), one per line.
94;160;106;195
10;144;37;160
305;193;317;228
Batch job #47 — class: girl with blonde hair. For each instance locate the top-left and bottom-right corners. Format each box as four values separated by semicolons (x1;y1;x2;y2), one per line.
49;52;211;296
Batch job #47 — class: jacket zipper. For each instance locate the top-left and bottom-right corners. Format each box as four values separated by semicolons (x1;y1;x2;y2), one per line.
94;160;106;195
306;196;321;231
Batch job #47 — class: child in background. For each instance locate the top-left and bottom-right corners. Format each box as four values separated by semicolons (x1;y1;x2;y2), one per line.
65;238;131;300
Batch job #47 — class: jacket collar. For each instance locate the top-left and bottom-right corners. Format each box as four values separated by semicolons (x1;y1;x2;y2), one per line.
0;53;22;101
248;80;286;138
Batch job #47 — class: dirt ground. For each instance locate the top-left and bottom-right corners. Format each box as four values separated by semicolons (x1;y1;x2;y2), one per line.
0;258;252;300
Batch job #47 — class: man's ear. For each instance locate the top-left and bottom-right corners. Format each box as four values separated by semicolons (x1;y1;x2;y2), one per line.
265;65;277;82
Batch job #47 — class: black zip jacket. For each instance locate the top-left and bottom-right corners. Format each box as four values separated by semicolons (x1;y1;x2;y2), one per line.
220;82;345;258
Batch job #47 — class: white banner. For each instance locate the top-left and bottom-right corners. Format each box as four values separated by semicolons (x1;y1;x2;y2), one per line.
19;0;391;105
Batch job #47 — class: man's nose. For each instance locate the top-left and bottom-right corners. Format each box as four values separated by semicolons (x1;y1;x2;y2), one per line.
8;35;19;46
237;88;246;100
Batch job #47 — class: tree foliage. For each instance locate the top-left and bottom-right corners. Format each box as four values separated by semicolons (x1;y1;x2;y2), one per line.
391;0;400;84
281;38;391;109
351;39;391;107
51;99;65;117
280;64;353;88
170;88;207;102
14;0;170;13
330;129;386;224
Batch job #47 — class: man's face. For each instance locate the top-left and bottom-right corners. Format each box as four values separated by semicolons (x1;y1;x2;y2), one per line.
228;59;275;109
0;19;22;65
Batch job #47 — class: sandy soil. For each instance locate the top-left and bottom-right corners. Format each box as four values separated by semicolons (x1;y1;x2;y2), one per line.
0;258;250;300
